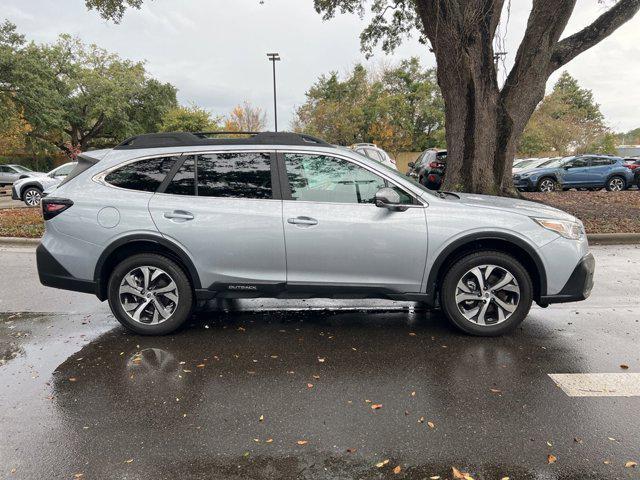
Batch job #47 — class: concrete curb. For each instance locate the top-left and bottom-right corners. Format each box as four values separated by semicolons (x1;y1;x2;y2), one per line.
587;233;640;245
0;237;40;247
1;234;639;248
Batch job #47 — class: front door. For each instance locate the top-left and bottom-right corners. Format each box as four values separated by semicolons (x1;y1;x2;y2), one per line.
149;152;286;291
280;152;428;293
561;157;590;187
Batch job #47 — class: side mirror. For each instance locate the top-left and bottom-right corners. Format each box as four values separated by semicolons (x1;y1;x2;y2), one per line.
407;162;415;168
375;187;406;211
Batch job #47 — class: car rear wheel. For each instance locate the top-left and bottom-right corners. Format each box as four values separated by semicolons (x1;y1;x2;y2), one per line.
537;178;557;192
605;176;625;192
107;253;194;335
440;251;533;336
23;187;43;207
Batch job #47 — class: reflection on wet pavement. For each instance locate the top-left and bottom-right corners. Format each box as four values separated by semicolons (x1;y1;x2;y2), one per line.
1;305;639;479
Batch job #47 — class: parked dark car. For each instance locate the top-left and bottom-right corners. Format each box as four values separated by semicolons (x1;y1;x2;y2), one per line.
406;149;447;190
513;154;634;192
624;158;640;171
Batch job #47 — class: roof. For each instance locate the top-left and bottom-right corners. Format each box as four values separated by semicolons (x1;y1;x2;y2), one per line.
114;131;334;150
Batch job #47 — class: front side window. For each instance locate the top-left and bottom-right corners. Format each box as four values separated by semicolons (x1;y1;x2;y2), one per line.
197;152;272;199
284;153;388;204
105;156;178;192
565;157;588;168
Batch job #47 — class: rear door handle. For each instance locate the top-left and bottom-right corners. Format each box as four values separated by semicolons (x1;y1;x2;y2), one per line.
287;216;318;226
164;210;194;221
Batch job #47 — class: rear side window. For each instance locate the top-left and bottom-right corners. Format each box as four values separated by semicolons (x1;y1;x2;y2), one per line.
105;157;178;192
197;152;272;199
590;157;614;166
165;156;196;196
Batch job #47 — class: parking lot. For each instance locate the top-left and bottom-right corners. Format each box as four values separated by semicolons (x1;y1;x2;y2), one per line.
1;243;639;479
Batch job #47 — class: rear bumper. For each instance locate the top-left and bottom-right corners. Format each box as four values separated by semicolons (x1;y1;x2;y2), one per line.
538;252;595;305
36;244;97;295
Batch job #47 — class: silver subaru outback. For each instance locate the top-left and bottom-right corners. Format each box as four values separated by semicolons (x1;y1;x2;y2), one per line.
36;132;594;336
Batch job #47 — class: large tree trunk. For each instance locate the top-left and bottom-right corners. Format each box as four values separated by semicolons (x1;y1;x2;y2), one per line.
414;0;640;195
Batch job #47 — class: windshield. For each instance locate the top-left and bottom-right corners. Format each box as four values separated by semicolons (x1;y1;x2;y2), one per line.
515;159;536;168
12;165;32;172
540;156;573;169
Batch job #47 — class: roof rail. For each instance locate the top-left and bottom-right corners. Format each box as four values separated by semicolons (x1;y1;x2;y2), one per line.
114;131;335;150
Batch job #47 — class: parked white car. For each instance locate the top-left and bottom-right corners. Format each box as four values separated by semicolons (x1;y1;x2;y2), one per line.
512;158;551;174
12;162;77;206
350;143;397;170
0;164;45;186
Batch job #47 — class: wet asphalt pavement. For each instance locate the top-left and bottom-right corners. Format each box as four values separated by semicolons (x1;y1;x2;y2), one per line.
1;245;639;479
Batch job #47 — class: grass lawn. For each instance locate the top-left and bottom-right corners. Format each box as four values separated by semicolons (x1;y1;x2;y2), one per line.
0;207;44;238
0;191;638;238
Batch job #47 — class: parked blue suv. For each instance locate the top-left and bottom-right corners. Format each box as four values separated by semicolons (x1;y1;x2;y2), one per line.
513;155;633;192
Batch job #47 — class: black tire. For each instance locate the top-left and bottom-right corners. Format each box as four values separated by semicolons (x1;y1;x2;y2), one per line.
605;176;626;192
440;251;533;336
537;177;557;192
22;186;43;207
107;253;194;335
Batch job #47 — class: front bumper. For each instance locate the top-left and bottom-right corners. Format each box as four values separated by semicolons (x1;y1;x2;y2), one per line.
36;244;97;295
539;252;595;305
513;176;535;191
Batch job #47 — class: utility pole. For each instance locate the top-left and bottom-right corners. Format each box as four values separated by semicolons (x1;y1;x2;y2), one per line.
266;53;281;132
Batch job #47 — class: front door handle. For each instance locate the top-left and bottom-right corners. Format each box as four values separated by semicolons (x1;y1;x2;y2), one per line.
164;210;194;221
287;216;318;226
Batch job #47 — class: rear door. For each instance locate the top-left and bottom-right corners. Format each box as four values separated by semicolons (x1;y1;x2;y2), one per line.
279;151;428;293
148;151;286;291
585;157;614;186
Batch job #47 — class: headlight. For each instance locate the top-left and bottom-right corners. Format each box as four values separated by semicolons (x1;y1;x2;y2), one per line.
533;218;583;240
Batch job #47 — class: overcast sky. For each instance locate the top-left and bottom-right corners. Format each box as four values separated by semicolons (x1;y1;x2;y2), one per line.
4;0;640;132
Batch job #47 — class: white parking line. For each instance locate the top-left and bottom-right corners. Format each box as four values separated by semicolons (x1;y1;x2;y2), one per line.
549;373;640;397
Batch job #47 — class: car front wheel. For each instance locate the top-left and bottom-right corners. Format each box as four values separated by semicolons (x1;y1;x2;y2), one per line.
107;253;194;335
23;187;43;207
440;251;533;336
537;177;557;192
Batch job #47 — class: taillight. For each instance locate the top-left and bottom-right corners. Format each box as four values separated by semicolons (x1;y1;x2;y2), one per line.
427;174;437;182
42;198;73;220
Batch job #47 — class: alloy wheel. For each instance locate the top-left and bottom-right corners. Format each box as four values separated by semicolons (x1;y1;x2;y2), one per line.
608;177;624;191
455;264;520;326
119;266;179;325
24;189;42;207
539;179;555;192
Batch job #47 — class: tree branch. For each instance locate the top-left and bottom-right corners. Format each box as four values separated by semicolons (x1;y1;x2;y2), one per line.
549;0;640;72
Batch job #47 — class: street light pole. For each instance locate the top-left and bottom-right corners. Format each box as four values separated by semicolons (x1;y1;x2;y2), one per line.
266;53;281;132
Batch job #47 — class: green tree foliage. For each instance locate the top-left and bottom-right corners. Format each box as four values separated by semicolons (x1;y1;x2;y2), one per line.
0;21;177;155
293;58;444;153
519;72;613;156
615;127;640;145
160;105;220;133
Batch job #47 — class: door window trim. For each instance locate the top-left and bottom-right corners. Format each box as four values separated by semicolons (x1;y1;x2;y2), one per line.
275;150;424;206
156;150;281;201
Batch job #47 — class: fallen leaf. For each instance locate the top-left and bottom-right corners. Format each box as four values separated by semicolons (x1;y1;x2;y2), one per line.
73;474;84;479
625;461;638;468
196;364;205;368
427;421;435;429
409;332;416;336
297;440;308;445
546;441;553;447
411;391;416;396
312;375;320;379
393;465;402;474
451;466;474;480
547;454;557;464
68;377;77;382
346;448;356;453
500;477;510;480
490;388;502;394
620;364;629;369
318;357;325;363
429;477;441;480
574;437;583;444
124;459;134;464
307;383;314;389
371;404;383;410
259;415;264;422
418;416;425;423
603;460;611;465
266;438;273;443
376;459;390;468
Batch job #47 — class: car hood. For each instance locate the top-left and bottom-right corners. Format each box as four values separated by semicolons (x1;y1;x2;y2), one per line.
454;192;576;221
